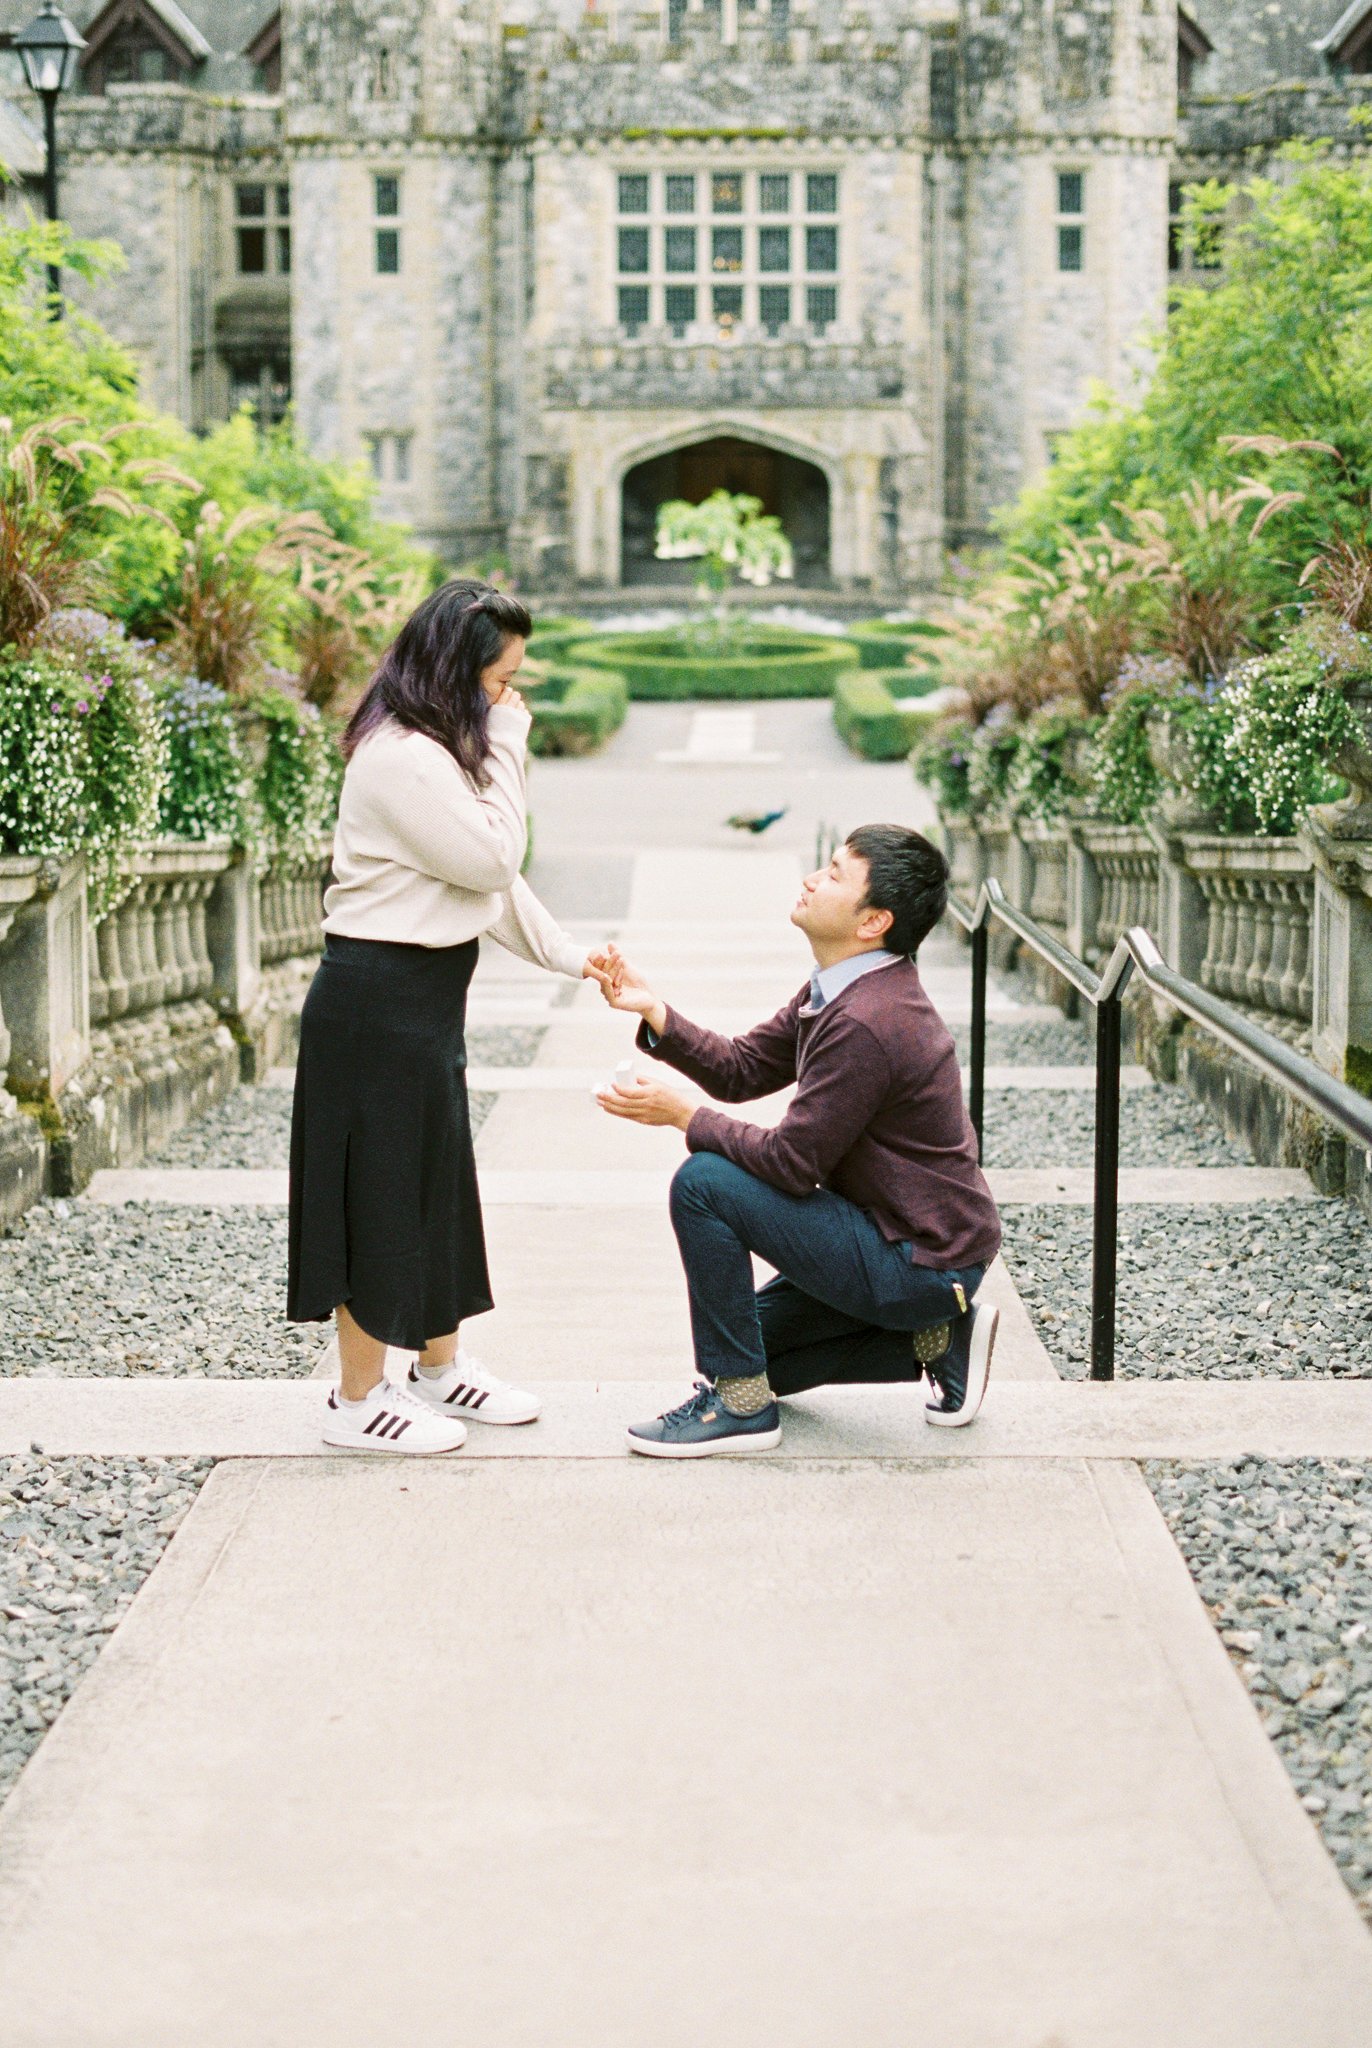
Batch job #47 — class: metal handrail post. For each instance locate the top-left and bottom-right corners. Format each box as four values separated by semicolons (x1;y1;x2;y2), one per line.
1090;990;1123;1381
969;919;988;1161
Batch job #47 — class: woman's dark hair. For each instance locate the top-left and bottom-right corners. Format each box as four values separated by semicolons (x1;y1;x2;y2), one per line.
846;823;949;957
342;578;533;786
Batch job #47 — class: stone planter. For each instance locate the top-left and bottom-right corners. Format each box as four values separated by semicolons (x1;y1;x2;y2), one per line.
1146;706;1218;831
1313;676;1372;842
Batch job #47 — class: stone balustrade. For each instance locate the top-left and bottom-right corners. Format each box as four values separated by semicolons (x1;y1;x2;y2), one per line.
1066;823;1159;965
1180;835;1315;1027
0;841;330;1213
935;798;1372;1212
89;842;234;1027
259;852;333;966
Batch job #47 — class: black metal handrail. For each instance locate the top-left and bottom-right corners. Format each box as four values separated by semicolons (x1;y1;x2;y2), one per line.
948;878;1372;1380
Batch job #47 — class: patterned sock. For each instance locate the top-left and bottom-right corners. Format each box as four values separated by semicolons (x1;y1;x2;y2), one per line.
716;1372;773;1417
912;1323;953;1367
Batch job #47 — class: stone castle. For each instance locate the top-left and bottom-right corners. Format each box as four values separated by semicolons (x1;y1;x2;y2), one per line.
0;0;1368;595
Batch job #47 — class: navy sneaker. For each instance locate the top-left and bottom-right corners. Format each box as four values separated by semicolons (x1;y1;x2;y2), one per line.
627;1382;782;1459
923;1301;998;1428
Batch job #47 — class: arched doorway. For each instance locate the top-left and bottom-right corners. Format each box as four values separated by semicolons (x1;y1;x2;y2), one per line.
620;435;831;587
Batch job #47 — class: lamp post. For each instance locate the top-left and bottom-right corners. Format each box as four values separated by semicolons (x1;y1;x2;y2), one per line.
12;4;86;317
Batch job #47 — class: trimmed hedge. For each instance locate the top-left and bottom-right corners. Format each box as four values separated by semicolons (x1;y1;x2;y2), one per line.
527;616;598;666
832;668;946;761
564;628;859;699
526;667;628;756
846;619;946;671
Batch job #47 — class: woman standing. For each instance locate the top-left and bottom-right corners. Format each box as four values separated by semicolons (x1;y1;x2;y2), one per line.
288;579;608;1454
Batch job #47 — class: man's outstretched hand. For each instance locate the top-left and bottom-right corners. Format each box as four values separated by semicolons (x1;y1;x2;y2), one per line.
595;1072;694;1131
595;944;668;1038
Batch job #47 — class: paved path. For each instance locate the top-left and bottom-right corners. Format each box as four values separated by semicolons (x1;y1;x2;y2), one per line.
0;702;1369;2045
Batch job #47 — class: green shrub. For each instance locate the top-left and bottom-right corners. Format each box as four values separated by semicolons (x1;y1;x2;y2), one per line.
1084;658;1188;824
527;667;628;757
0;621;167;914
527;616;598;666
1177;632;1355;836
46;614;169;916
0;644;88;862
565;628;858;699
157;673;253;843
1007;705;1100;822
833;670;945;761
246;686;339;863
967;723;1025;812
913;723;975;817
846;619;946;671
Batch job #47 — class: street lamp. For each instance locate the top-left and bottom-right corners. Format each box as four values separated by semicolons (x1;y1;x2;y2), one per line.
12;4;86;316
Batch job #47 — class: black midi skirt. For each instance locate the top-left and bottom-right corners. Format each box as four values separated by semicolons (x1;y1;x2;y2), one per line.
287;933;493;1350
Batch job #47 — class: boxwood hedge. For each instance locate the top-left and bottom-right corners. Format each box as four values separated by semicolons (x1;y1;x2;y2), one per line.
526;667;628;756
563;628;859;700
845;619;946;671
832;668;944;761
526;616;599;667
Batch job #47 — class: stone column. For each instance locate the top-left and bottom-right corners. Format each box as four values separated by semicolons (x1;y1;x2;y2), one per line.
206;847;263;1073
1065;822;1102;962
1300;818;1372;1094
0;856;89;1101
1146;822;1209;981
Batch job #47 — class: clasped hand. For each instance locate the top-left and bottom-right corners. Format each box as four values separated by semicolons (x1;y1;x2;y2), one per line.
582;943;693;1130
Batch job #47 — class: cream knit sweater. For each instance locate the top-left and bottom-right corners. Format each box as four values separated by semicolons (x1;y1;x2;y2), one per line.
320;705;587;979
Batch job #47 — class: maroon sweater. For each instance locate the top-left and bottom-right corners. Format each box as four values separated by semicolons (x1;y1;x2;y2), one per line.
637;956;1002;1271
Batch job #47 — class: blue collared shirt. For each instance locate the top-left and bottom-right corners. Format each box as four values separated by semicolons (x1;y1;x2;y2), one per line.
644;947;901;1047
803;948;901;1015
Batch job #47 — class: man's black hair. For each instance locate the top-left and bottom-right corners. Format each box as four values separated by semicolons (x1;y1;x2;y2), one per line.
845;824;949;957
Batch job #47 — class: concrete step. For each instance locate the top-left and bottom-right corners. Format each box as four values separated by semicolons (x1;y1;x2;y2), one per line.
3;1375;1372;1461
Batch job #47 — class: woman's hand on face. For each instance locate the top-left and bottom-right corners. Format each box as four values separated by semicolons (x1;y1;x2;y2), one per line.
487;681;526;713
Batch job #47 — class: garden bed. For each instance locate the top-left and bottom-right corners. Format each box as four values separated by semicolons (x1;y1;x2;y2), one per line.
564;627;858;700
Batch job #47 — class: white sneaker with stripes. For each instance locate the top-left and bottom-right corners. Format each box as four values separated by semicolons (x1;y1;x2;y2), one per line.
322;1379;467;1454
406;1349;541;1426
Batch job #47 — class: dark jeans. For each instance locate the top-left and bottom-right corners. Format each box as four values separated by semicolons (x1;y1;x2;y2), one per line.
668;1151;986;1394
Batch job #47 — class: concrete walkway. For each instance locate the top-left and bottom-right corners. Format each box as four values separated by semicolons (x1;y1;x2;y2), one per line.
0;703;1369;2045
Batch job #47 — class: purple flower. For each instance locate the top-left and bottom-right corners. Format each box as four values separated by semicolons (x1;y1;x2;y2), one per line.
75;701;89;714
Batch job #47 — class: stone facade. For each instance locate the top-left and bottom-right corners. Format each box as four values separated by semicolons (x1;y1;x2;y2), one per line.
1;0;1368;592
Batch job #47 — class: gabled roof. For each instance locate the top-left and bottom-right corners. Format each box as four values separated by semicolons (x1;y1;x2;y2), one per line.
1316;1;1372;59
82;0;212;66
1177;8;1215;59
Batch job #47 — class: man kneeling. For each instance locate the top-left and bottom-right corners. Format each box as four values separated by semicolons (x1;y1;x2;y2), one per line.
596;825;1002;1458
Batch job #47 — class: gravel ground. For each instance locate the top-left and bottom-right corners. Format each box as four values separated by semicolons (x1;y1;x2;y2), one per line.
146;1026;545;1169
0;1455;213;1806
0;1203;325;1378
1003;1202;1372;1379
982;1086;1248;1170
1147;1459;1372;1924
951;1019;1094;1067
